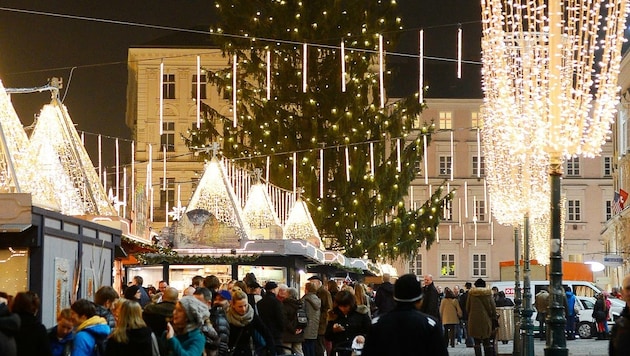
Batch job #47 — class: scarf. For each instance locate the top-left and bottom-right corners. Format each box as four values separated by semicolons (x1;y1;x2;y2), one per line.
226;303;254;327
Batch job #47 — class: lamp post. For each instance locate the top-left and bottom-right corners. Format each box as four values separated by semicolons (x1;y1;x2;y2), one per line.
480;1;628;355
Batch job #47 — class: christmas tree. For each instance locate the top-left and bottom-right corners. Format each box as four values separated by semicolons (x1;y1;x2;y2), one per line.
185;0;452;261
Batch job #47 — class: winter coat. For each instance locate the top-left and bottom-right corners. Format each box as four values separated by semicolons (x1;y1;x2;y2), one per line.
374;282;395;316
257;292;285;345
72;316;111;356
565;291;577;317
324;305;371;352
15;312;52;356
302;292;321;340
209;305;230;355
466;287;496;339
362;303;448;356
227;312;274;356
282;297;305;343
594;297;608;322
458;291;469;320
143;301;176;338
0;303;19;356
105;326;154;356
420;283;441;321
610;305;630;355
94;303;116;331
315;287;332;335
163;328;205;356
439;297;462;325
48;325;74;356
534;290;550;314
495;295;515;307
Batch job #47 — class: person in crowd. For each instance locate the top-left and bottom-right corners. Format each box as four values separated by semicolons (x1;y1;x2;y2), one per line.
163;296;208;356
565;287;577;340
48;308;74;356
184;276;204;297
491;286;500;304
246;281;263;308
353;284;371;319
243;273;258;290
495;291;514;307
302;282;321;356
604;292;613;337
0;295;19;356
467;278;496;356
226;290;274;356
12;291;52;356
93;286;119;331
440;287;462;348
327;281;339;302
193;287;213;308
459;282;474;347
534;287;550;341
611;287;622;300
124;285;142;303
70;298;110;356
143;286;178;339
257;281;285;348
324;290;371;356
594;292;609;340
204;276;221;300
146;286;158;302
610;273;630;355
105;299;154;356
210;291;231;356
131;276;151;308
307;276;332;356
280;287;305;355
363;274;447;356
420;274;441;322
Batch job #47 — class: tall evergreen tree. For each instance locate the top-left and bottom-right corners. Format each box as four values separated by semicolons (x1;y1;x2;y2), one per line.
185;0;452;261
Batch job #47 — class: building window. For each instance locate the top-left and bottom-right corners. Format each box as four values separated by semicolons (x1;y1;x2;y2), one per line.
566;157;580;176
603;156;612;177
161;122;175;152
192;74;207;99
474;200;486;222
414;160;422;177
472;156;485;176
163;74;176;99
606;200;612;220
160;178;175;210
439;155;452;176
440;253;456;277
472;254;487;277
471;112;482;128
408;254;422;275
443;200;453;221
439;111;452;130
567;200;581;221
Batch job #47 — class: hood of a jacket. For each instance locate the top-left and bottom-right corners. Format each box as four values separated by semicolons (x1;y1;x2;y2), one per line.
469;287;492;297
77;315;110;338
378;282;394;295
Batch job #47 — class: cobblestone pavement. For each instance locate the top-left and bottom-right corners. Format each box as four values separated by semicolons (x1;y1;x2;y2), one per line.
446;338;610;356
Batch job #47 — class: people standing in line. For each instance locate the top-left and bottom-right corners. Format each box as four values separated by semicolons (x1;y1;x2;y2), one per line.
362;274;448;356
307;275;332;356
12;291;52;356
564;287;577;340
610;273;630;355
440;287;462;348
302;282;321;356
257;281;286;349
143;286;178;340
420;274;441;322
226;290;275;356
105;300;154;356
163;296;208;356
48;308;74;356
466;278;496;356
204;275;221;301
278;286;305;355
132;276;151;308
459;282;474;347
210;291;231;356
93;286;119;332
373;273;395;318
324;290;371;356
534;287;550;341
70;298;111;356
594;292;609;340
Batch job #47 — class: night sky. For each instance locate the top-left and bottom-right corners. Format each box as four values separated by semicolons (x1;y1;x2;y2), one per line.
0;1;482;167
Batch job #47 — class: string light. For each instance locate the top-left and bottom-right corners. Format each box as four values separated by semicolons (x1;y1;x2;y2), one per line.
232;54;237;128
159;61;164;135
418;30;424;104
341;39;346;93
378;34;385;108
197;55;201;129
302;43;308;93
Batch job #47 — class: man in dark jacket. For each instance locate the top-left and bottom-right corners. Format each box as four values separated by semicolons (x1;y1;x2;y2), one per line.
610;274;630;355
363;274;447;356
308;275;332;356
143;286;178;337
257;281;286;348
459;282;474;347
93;286;118;331
420;274;441;321
374;273;395;317
0;299;19;356
211;290;231;356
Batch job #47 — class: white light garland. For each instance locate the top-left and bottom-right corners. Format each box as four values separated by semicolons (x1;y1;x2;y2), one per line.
341;39;346;93
378;34;385;108
159;61;164;135
197;55;201;129
419;30;424;104
232;54;237;127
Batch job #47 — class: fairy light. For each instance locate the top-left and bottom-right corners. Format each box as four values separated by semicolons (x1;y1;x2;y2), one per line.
457;25;462;79
266;50;271;100
98;134;102;181
378;34;385;108
266;156;270;183
232;54;237;127
369;142;375;177
396;138;401;172
123;167;127;217
196;55;201;129
476;128;481;178
319;148;324;199
159;61;164;135
345;146;350;182
131;140;135;213
419;29;424;103
423;134;428;184
243;182;281;229
162;144;167;191
115;138;120;200
303;43;308;93
293;152;297;194
341;39;346;92
450;131;454;181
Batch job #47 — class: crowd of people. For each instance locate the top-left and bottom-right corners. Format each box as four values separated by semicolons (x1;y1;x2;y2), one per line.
4;272;630;355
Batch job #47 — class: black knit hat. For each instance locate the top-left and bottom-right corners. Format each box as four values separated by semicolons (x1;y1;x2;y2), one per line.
394;274;423;303
474;278;486;288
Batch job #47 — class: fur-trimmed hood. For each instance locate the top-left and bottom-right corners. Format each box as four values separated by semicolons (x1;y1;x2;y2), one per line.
327;304;369;321
469;287;492;297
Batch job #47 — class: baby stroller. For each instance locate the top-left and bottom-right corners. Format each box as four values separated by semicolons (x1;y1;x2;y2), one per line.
331;336;364;356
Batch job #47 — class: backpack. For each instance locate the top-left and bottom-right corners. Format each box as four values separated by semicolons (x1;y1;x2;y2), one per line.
201;319;219;352
296;301;308;329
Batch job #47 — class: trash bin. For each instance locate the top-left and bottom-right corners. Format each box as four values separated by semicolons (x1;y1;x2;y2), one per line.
497;306;515;342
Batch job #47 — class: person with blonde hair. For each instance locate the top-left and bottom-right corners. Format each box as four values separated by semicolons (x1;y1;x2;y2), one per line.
354;284;371;318
227;290;274;355
105;299;155;356
48;308;74;356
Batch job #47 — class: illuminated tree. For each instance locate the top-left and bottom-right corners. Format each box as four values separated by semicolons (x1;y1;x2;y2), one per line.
185;0;452;260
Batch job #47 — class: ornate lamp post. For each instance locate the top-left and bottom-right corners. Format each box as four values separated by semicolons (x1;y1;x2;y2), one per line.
480;1;629;356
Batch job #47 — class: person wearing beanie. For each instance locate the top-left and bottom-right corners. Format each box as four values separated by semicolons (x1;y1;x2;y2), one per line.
163;296;209;356
324;290;371;356
466;278;497;356
124;285;142;303
363;274;447;356
257;281;286;347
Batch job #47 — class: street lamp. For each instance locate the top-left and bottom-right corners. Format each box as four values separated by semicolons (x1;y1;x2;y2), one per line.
480;2;629;356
